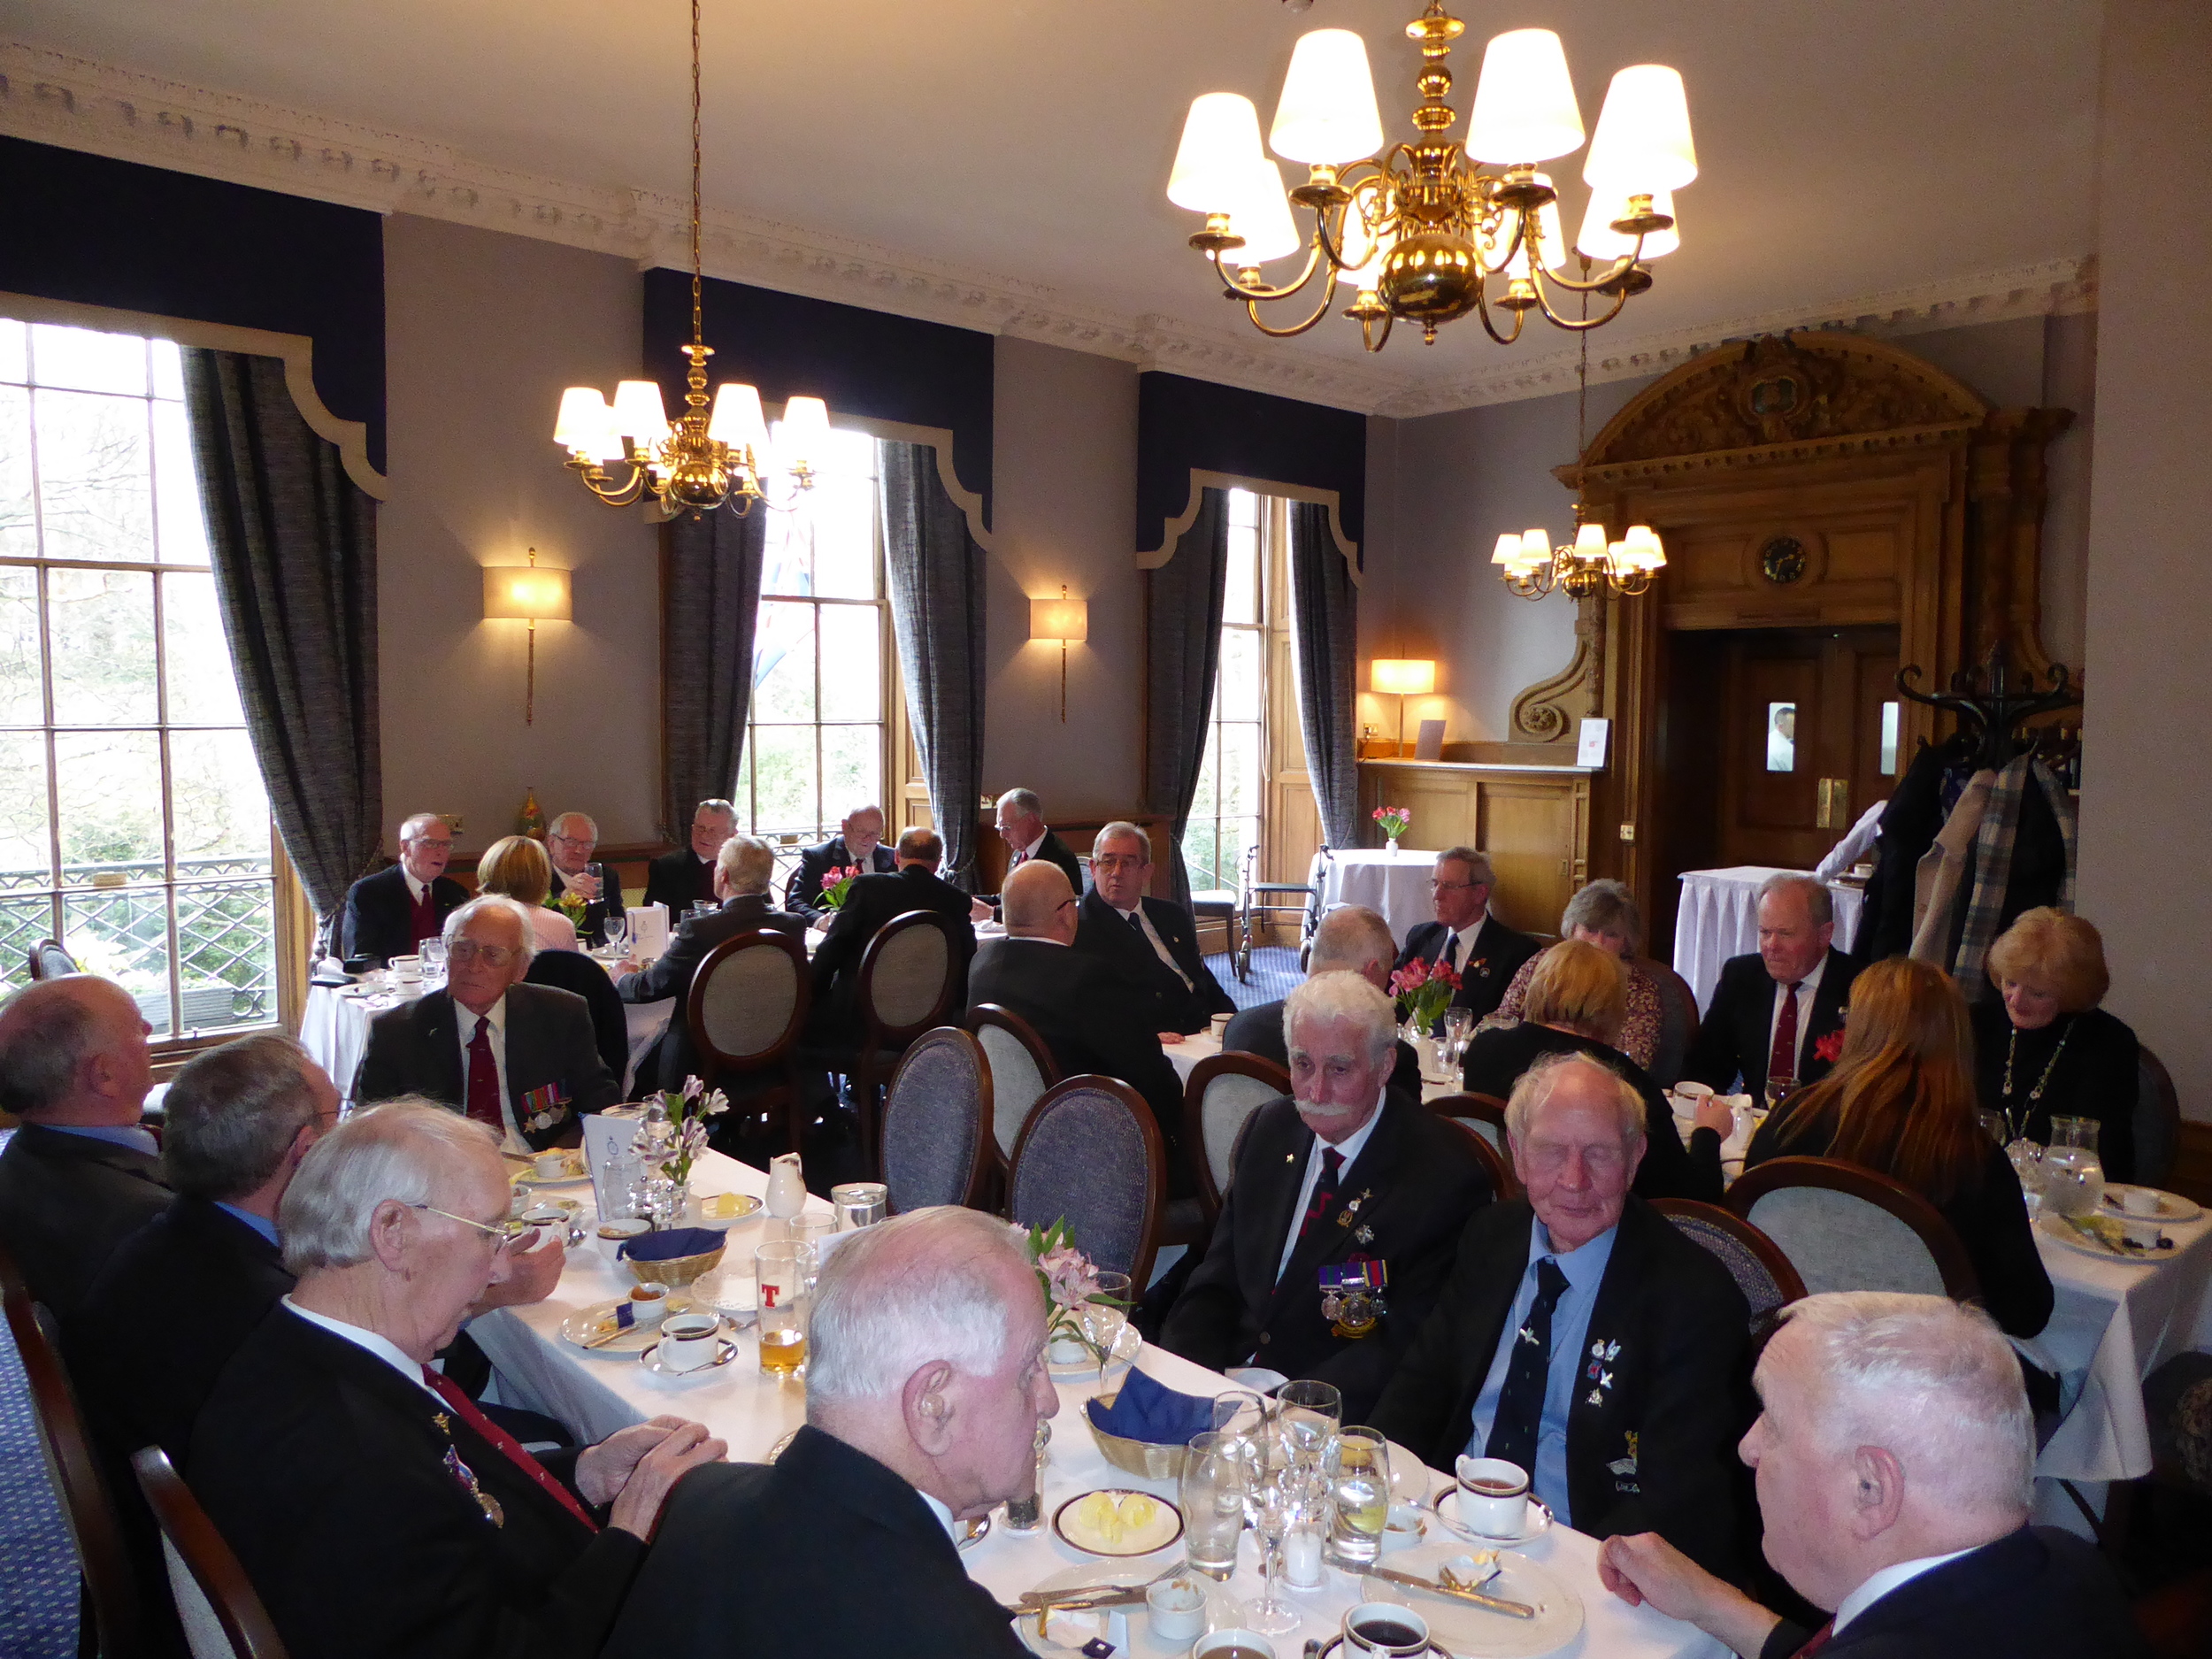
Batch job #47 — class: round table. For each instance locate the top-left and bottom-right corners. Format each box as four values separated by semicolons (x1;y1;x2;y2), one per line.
1319;848;1439;944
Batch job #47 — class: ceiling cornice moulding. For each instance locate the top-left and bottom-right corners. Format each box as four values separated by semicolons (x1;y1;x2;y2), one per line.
1;40;2094;422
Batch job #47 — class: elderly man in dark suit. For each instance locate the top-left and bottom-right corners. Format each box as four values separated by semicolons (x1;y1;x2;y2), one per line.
603;1207;1050;1659
1074;820;1234;1036
1222;904;1423;1100
356;897;619;1149
810;827;977;1035
966;787;1084;923
1392;845;1541;1029
1373;1050;1748;1578
618;834;806;1092
545;810;626;948
1682;872;1861;1103
785;804;899;925
1598;1293;2149;1659
1161;973;1489;1421
340;812;468;964
0;975;165;1320
642;797;737;916
191;1102;725;1659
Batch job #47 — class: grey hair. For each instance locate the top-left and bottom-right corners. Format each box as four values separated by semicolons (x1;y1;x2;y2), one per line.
1562;879;1643;952
694;798;737;822
0;978;110;1118
806;1206;1034;1409
549;811;598;841
1092;820;1150;859
1771;1292;2033;1519
1284;972;1396;1067
279;1100;499;1276
398;812;447;843
1309;905;1394;974
997;787;1041;820
443;894;538;967
1503;1049;1646;1150
1435;845;1494;887
716;833;775;895
1758;871;1833;930
161;1033;320;1202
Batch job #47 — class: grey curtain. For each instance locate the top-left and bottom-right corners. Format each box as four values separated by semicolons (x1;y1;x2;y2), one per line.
181;349;380;922
879;442;987;888
1143;488;1232;908
1286;501;1359;850
662;503;766;841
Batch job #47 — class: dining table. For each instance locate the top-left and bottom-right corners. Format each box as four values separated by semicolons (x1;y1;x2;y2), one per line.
1318;847;1443;945
469;1148;1727;1659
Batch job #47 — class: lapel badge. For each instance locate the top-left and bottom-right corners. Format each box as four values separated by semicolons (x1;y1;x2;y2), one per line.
1334;1189;1372;1229
1354;1224;1375;1245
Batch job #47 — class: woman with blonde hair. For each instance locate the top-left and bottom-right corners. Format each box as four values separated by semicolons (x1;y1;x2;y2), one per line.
477;835;580;954
1460;938;1727;1201
1973;908;2139;1180
1744;956;2052;1337
1492;879;1668;1070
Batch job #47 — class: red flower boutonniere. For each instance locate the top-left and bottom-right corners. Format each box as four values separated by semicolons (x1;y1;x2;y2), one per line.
1812;1029;1845;1064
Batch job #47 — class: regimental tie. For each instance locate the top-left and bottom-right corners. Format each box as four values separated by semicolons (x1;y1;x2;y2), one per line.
464;1017;503;1133
1485;1257;1571;1474
421;1367;597;1532
1297;1148;1344;1245
1768;980;1803;1090
1791;1622;1833;1659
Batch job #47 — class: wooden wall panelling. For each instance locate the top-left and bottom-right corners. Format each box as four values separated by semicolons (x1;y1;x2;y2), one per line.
1357;761;1590;939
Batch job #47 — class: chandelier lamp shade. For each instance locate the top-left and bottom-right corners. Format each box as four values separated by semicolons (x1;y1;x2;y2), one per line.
1166;3;1696;350
551;0;828;516
1494;514;1666;600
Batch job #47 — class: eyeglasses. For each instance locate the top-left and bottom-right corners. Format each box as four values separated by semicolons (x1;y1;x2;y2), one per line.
409;1203;537;1249
547;831;593;849
1428;879;1475;894
1092;855;1148;872
447;941;517;967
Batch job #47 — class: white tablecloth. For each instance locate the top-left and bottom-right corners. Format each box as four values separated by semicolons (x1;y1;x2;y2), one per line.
470;1149;1723;1659
1671;868;1865;1013
1321;848;1440;944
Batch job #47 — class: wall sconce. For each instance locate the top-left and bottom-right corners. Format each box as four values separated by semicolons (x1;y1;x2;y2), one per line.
1030;584;1088;722
483;548;572;725
1370;657;1436;754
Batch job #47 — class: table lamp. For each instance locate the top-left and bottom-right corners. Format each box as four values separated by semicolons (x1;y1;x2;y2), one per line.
1371;658;1436;755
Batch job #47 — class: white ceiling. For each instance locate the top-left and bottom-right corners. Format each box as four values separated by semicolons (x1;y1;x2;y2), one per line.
2;0;2103;411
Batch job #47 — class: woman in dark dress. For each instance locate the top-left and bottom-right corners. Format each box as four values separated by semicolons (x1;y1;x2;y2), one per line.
1973;908;2140;1182
1745;956;2052;1338
1462;939;1728;1202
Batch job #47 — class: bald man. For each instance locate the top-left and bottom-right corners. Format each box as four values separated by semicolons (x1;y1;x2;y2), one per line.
0;975;167;1318
341;813;469;964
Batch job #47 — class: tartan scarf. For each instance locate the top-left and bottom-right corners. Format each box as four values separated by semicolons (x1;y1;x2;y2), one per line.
1953;753;2078;989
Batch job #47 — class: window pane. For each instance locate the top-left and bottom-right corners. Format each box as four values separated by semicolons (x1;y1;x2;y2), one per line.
819;724;881;823
759;511;813;597
64;887;172;1037
748;725;817;835
50;567;157;725
1190;730;1220;818
1765;702;1796;772
750;601;817;722
150;340;184;402
0;320;25;386
1879;701;1900;778
35;389;155;563
31;325;147;396
151;401;211;565
162;572;242;725
0;732;50;888
0;565;41;723
733;737;755;826
172;730;269;864
175;878;274;1031
1186;820;1221;895
810;480;877;600
1217;627;1263;721
1224;523;1259;625
56;728;163;883
0;385;35;560
0;894;56;998
818;605;880;722
1218;722;1261;819
1227;488;1257;528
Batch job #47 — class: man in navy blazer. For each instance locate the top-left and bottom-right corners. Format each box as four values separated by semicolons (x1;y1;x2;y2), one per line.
1681;873;1860;1102
642;798;737;917
809;827;977;1037
340;812;468;964
545;811;626;948
1072;821;1234;1035
1391;846;1540;1029
1595;1292;2147;1658
785;804;899;923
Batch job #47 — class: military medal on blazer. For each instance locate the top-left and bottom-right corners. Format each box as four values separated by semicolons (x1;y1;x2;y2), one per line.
434;1412;506;1527
1320;1256;1389;1339
1580;1336;1640;1495
520;1083;572;1136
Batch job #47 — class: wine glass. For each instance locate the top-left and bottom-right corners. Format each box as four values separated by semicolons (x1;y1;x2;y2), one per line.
1240;1441;1325;1636
1441;1007;1475;1070
419;938;448;981
1275;1379;1342;1469
601;914;628;959
1079;1271;1133;1385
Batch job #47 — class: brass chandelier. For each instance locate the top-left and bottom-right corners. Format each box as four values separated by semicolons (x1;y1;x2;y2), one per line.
1166;2;1696;350
551;0;827;516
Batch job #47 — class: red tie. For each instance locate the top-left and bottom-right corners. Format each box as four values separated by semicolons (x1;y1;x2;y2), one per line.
1768;981;1802;1093
420;1368;597;1532
1297;1148;1343;1243
464;1017;503;1133
410;883;441;945
1792;1622;1833;1658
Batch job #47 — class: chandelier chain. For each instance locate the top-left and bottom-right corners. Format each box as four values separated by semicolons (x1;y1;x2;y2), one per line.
689;0;703;349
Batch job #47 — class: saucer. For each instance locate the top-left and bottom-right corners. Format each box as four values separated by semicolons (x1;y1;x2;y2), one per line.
1429;1486;1554;1546
2101;1185;2201;1224
560;1301;664;1355
639;1336;739;1374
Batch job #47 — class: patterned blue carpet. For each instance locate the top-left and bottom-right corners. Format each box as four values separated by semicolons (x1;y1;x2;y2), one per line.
1203;944;1302;1010
0;1300;78;1659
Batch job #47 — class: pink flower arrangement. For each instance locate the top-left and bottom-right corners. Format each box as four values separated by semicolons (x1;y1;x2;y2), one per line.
1371;804;1411;842
1388;956;1462;1030
818;863;866;911
1025;1217;1127;1361
657;1074;730;1185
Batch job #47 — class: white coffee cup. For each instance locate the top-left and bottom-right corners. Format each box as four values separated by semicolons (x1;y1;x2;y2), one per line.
388;954;422;980
1194;1630;1276;1659
1343;1602;1430;1657
533;1148;570;1180
1453;1455;1530;1538
659;1312;721;1372
2121;1187;2162;1217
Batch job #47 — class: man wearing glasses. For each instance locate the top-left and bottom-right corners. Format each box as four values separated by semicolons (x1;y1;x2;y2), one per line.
1073;821;1235;1036
356;897;619;1151
1393;845;1540;1030
546;811;626;948
340;812;469;965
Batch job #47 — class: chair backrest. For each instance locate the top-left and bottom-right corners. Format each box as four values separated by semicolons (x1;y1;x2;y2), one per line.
29;937;79;981
857;911;957;1048
1425;1093;1520;1198
966;1004;1061;1167
880;1028;991;1213
1007;1077;1163;1286
0;1243;142;1659
131;1448;288;1659
1638;957;1700;1088
1437;1117;1517;1210
1724;1156;1981;1302
2137;1042;2181;1187
1182;1052;1290;1225
687;929;810;1074
1651;1198;1808;1337
523;947;631;1088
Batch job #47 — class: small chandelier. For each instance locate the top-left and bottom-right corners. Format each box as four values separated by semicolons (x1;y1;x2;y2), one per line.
1166;3;1694;350
551;0;827;516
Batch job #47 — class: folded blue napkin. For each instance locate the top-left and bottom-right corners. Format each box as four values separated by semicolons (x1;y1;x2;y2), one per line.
1089;1366;1217;1447
618;1227;725;1263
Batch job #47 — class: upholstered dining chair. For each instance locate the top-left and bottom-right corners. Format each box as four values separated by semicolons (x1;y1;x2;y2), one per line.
1651;1198;1808;1342
2137;1043;2181;1187
965;1002;1062;1174
1181;1051;1290;1228
1007;1077;1164;1286
1637;957;1701;1089
687;929;812;1153
1724;1156;1981;1302
844;910;961;1175
0;1243;144;1659
523;947;630;1093
27;936;79;981
1436;1115;1518;1210
879;1027;992;1214
1425;1091;1519;1196
130;1448;288;1659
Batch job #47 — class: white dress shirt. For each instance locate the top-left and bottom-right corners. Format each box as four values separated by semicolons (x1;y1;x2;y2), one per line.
403;868;429;905
1116;902;1193;989
452;994;524;1151
1012;832;1046;865
1764;953;1829;1081
1272;1088;1387;1283
281;1297;440;1398
916;1488;963;1542
1832;1548;1976;1632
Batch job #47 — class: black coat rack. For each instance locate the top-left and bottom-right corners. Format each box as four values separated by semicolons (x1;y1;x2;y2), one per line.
1896;641;2081;774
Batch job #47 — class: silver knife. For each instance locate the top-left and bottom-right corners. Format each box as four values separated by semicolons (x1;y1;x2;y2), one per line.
1363;1562;1536;1619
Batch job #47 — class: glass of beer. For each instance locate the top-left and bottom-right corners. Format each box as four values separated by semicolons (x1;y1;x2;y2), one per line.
755;1241;807;1376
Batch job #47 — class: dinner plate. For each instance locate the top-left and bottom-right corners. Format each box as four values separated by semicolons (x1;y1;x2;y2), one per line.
1047;1324;1141;1378
691;1191;764;1229
1428;1486;1555;1547
638;1335;738;1375
1016;1562;1235;1657
560;1302;664;1355
1051;1489;1184;1557
2101;1185;2202;1224
2036;1213;2178;1261
1362;1542;1583;1659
